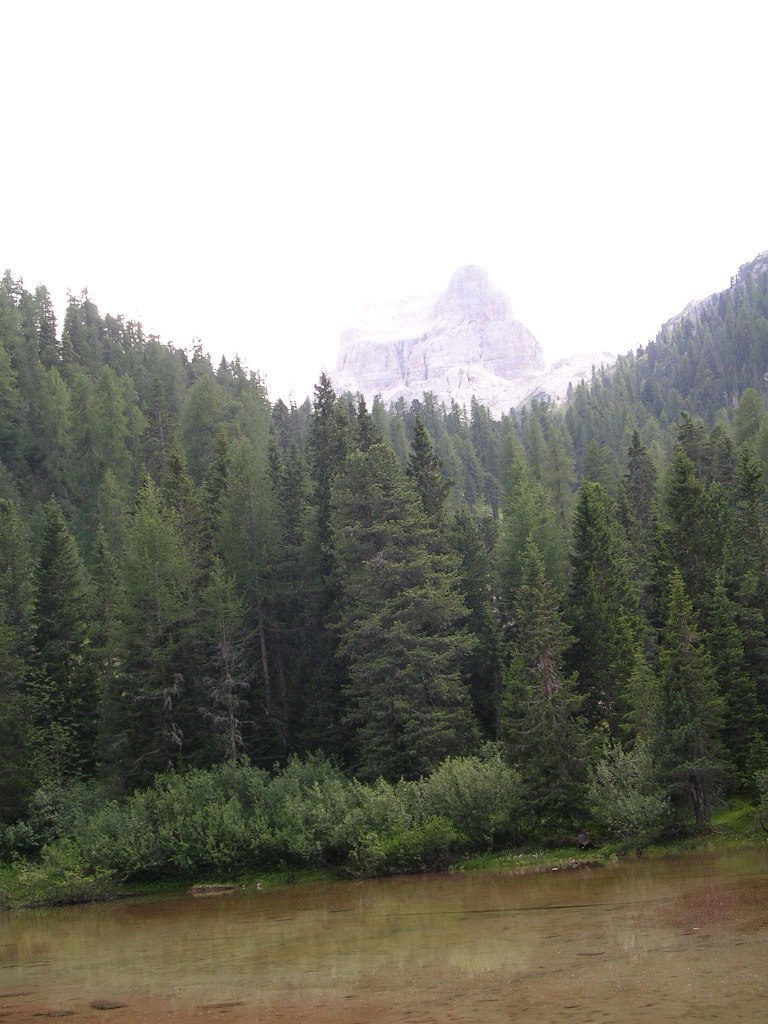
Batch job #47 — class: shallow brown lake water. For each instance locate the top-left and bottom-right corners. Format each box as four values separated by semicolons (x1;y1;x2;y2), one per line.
1;846;767;1023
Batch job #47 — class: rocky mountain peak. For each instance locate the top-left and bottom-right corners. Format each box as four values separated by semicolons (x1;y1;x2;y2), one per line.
436;265;509;322
332;267;562;416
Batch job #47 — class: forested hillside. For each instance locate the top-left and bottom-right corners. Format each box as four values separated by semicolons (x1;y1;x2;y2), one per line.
2;255;768;858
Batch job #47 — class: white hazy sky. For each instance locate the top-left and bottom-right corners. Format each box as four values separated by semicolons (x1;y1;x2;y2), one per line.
3;0;767;403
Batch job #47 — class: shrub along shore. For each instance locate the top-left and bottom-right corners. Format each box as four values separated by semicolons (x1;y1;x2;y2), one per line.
1;752;765;911
0;751;521;909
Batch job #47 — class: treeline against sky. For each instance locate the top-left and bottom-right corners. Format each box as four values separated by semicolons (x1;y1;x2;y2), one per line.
2;255;768;850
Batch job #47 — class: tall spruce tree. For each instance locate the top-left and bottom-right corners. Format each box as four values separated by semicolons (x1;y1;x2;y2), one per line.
568;482;643;737
331;442;478;780
447;508;503;738
664;444;719;609
502;539;590;833
300;375;352;756
199;558;252;762
618;429;666;622
497;462;569;611
113;478;198;789
0;499;35;819
218;434;284;757
706;571;760;786
407;415;452;528
653;571;725;828
30;499;97;783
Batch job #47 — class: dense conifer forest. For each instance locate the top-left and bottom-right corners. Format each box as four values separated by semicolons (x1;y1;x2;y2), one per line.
2;254;768;886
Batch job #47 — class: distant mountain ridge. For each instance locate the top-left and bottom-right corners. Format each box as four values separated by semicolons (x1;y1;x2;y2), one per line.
332;266;616;416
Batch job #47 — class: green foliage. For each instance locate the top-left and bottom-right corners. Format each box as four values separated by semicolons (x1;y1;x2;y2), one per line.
4;265;768;867
407;415;453;525
349;817;461;876
0;841;115;910
332;442;478;780
447;509;503;737
0;498;34;820
414;749;523;848
72;762;272;878
200;559;252;762
30;498;97;782
0;753;532;891
569;482;643;736
502;540;591;834
587;740;669;846
755;770;768;835
112;478;198;787
653;571;726;828
0;779;110;858
264;756;358;865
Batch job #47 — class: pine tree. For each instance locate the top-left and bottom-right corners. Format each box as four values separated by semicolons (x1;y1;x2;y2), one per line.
144;377;176;483
113;479;198;789
653;571;725;829
502;539;590;833
734;442;768;589
0;335;25;471
200;558;252;762
354;394;381;452
676;412;714;480
569;482;643;737
91;526;124;782
497;463;569;611
664;445;713;606
300;375;352;755
29;367;71;497
331;442;478;780
447;508;503;738
407;415;452;527
200;429;231;558
0;499;35;819
541;420;577;527
706;571;760;787
306;375;351;551
162;432;205;560
92;366;134;487
34;285;58;368
181;375;225;482
582;439;617;494
733;388;764;447
618;430;666;624
218;435;285;756
268;441;311;749
30;499;97;783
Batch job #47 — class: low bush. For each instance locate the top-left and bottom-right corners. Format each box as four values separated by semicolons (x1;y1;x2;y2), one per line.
414;747;524;848
0;779;111;859
74;761;272;878
1;750;534;895
349;816;462;876
264;755;358;866
1;840;115;909
588;740;669;846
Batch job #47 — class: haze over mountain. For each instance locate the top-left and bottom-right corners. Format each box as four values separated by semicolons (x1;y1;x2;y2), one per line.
332;266;617;416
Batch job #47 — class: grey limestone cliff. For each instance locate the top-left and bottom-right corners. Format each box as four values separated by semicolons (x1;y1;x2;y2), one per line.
332;266;612;417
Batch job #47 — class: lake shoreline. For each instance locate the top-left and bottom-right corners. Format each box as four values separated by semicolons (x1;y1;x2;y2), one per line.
3;805;763;913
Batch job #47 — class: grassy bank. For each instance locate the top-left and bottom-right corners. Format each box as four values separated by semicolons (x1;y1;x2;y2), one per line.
458;797;764;876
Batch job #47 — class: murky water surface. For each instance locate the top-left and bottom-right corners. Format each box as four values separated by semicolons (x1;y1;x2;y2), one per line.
1;846;767;1023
